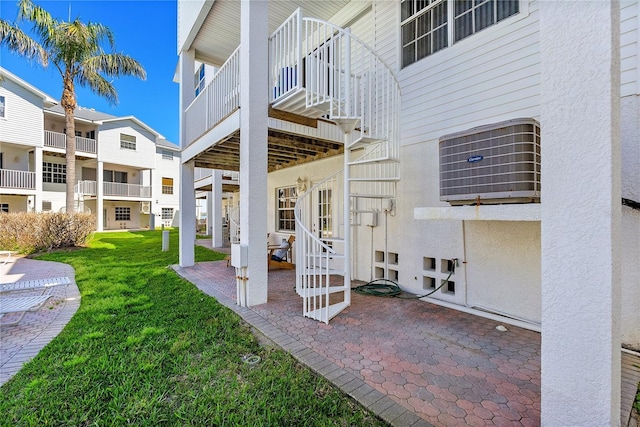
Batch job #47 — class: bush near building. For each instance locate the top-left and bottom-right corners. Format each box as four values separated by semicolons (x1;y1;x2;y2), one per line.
0;212;95;254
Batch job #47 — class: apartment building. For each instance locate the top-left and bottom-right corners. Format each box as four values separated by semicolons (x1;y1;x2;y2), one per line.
175;1;640;424
0;67;180;230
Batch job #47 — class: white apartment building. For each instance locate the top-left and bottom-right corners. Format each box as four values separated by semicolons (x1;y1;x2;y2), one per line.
0;67;180;230
175;2;640;424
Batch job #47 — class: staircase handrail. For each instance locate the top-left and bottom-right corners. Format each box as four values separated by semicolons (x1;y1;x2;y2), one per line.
293;169;341;256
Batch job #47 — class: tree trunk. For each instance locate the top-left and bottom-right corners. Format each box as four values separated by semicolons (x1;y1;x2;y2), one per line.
62;75;77;213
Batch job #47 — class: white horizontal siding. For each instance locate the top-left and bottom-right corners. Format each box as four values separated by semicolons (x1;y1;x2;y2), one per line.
620;1;638;96
373;1;399;72
0;79;44;147
398;1;540;146
98;122;157;169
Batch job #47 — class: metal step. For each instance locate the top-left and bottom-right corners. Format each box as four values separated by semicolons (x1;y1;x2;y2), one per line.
302;286;348;297
272;88;329;119
349;135;385;149
305;301;350;323
348;177;400;182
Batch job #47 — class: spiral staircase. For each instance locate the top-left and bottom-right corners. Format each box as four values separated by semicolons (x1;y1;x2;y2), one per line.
269;9;400;323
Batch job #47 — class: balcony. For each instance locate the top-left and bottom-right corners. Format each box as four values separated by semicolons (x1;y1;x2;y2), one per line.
0;169;36;190
44;130;97;155
75;180;151;198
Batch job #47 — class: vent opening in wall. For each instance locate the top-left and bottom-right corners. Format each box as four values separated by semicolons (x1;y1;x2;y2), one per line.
439;118;541;205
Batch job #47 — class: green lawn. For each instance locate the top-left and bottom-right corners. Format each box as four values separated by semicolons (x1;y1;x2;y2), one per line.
0;230;387;426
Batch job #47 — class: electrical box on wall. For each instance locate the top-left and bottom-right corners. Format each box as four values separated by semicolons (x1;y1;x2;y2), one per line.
363;211;378;227
231;244;248;268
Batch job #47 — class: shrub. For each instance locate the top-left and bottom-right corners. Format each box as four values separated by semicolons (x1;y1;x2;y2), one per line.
0;212;95;254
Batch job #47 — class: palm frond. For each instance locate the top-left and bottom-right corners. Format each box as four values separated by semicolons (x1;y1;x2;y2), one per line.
76;69;118;105
17;0;57;47
0;19;47;65
84;54;146;80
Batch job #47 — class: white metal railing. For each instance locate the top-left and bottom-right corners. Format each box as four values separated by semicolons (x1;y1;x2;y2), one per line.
185;47;241;145
295;170;348;323
0;169;36;190
75;180;97;196
75;180;151;198
44;131;97;154
269;8;401;152
228;206;240;244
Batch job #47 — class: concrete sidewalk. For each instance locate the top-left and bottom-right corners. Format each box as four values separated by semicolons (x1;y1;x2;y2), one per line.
0;256;80;386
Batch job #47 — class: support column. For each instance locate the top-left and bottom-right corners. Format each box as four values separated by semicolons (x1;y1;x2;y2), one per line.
179;160;196;267
211;170;223;248
206;191;213;235
239;0;268;306
34;147;43;212
540;2;621;425
97;161;104;231
179;49;196;267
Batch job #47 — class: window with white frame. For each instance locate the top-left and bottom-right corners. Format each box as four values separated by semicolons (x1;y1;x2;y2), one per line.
162;177;174;194
161;207;174;221
276;186;297;232
401;0;519;68
162;150;173;160
0;96;5;118
43;162;67;183
0;203;8;213
115;206;131;221
194;64;205;96
120;133;136;150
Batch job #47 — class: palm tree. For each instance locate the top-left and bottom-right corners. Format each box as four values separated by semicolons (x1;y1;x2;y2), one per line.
0;0;146;212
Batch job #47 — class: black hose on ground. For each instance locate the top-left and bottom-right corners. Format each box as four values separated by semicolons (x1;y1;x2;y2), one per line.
352;267;455;300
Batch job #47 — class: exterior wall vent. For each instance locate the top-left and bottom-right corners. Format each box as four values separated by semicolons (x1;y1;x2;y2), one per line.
439;118;541;205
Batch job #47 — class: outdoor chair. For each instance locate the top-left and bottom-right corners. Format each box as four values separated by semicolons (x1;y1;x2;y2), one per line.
268;235;295;270
0;295;52;326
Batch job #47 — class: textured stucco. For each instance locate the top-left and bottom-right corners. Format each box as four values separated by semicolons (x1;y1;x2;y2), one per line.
539;2;621;425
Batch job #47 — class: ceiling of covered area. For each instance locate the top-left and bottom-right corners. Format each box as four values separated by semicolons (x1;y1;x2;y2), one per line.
190;0;353;66
191;128;344;173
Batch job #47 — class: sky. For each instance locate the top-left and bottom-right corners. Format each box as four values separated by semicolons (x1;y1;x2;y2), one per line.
0;0;179;144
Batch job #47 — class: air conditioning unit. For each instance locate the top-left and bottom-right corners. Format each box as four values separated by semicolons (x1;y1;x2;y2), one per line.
140;201;151;214
439;118;541;205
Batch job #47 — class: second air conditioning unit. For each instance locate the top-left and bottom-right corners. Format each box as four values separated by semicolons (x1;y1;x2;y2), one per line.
140;201;151;214
439;118;541;205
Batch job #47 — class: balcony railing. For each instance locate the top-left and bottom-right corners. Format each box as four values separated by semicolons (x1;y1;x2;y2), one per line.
44;130;97;154
185;46;241;145
75;180;151;198
0;169;36;190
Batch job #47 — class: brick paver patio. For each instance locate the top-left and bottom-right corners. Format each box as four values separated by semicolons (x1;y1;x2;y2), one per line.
174;259;542;427
0;256;80;386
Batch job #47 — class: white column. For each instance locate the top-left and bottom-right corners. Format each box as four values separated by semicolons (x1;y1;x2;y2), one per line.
96;161;104;231
206;191;213;235
239;0;268;306
34;147;43;212
179;160;196;267
540;2;621;425
178;49;196;266
211;170;223;248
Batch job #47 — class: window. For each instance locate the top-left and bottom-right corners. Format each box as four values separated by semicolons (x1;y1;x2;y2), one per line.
161;208;174;220
194;64;205;96
85;130;95;139
162;150;173;160
103;170;128;183
162;177;174;195
43;162;67;184
0;203;8;213
120;133;136;150
401;0;519;68
0;96;5;118
276;186;297;231
115;207;131;221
